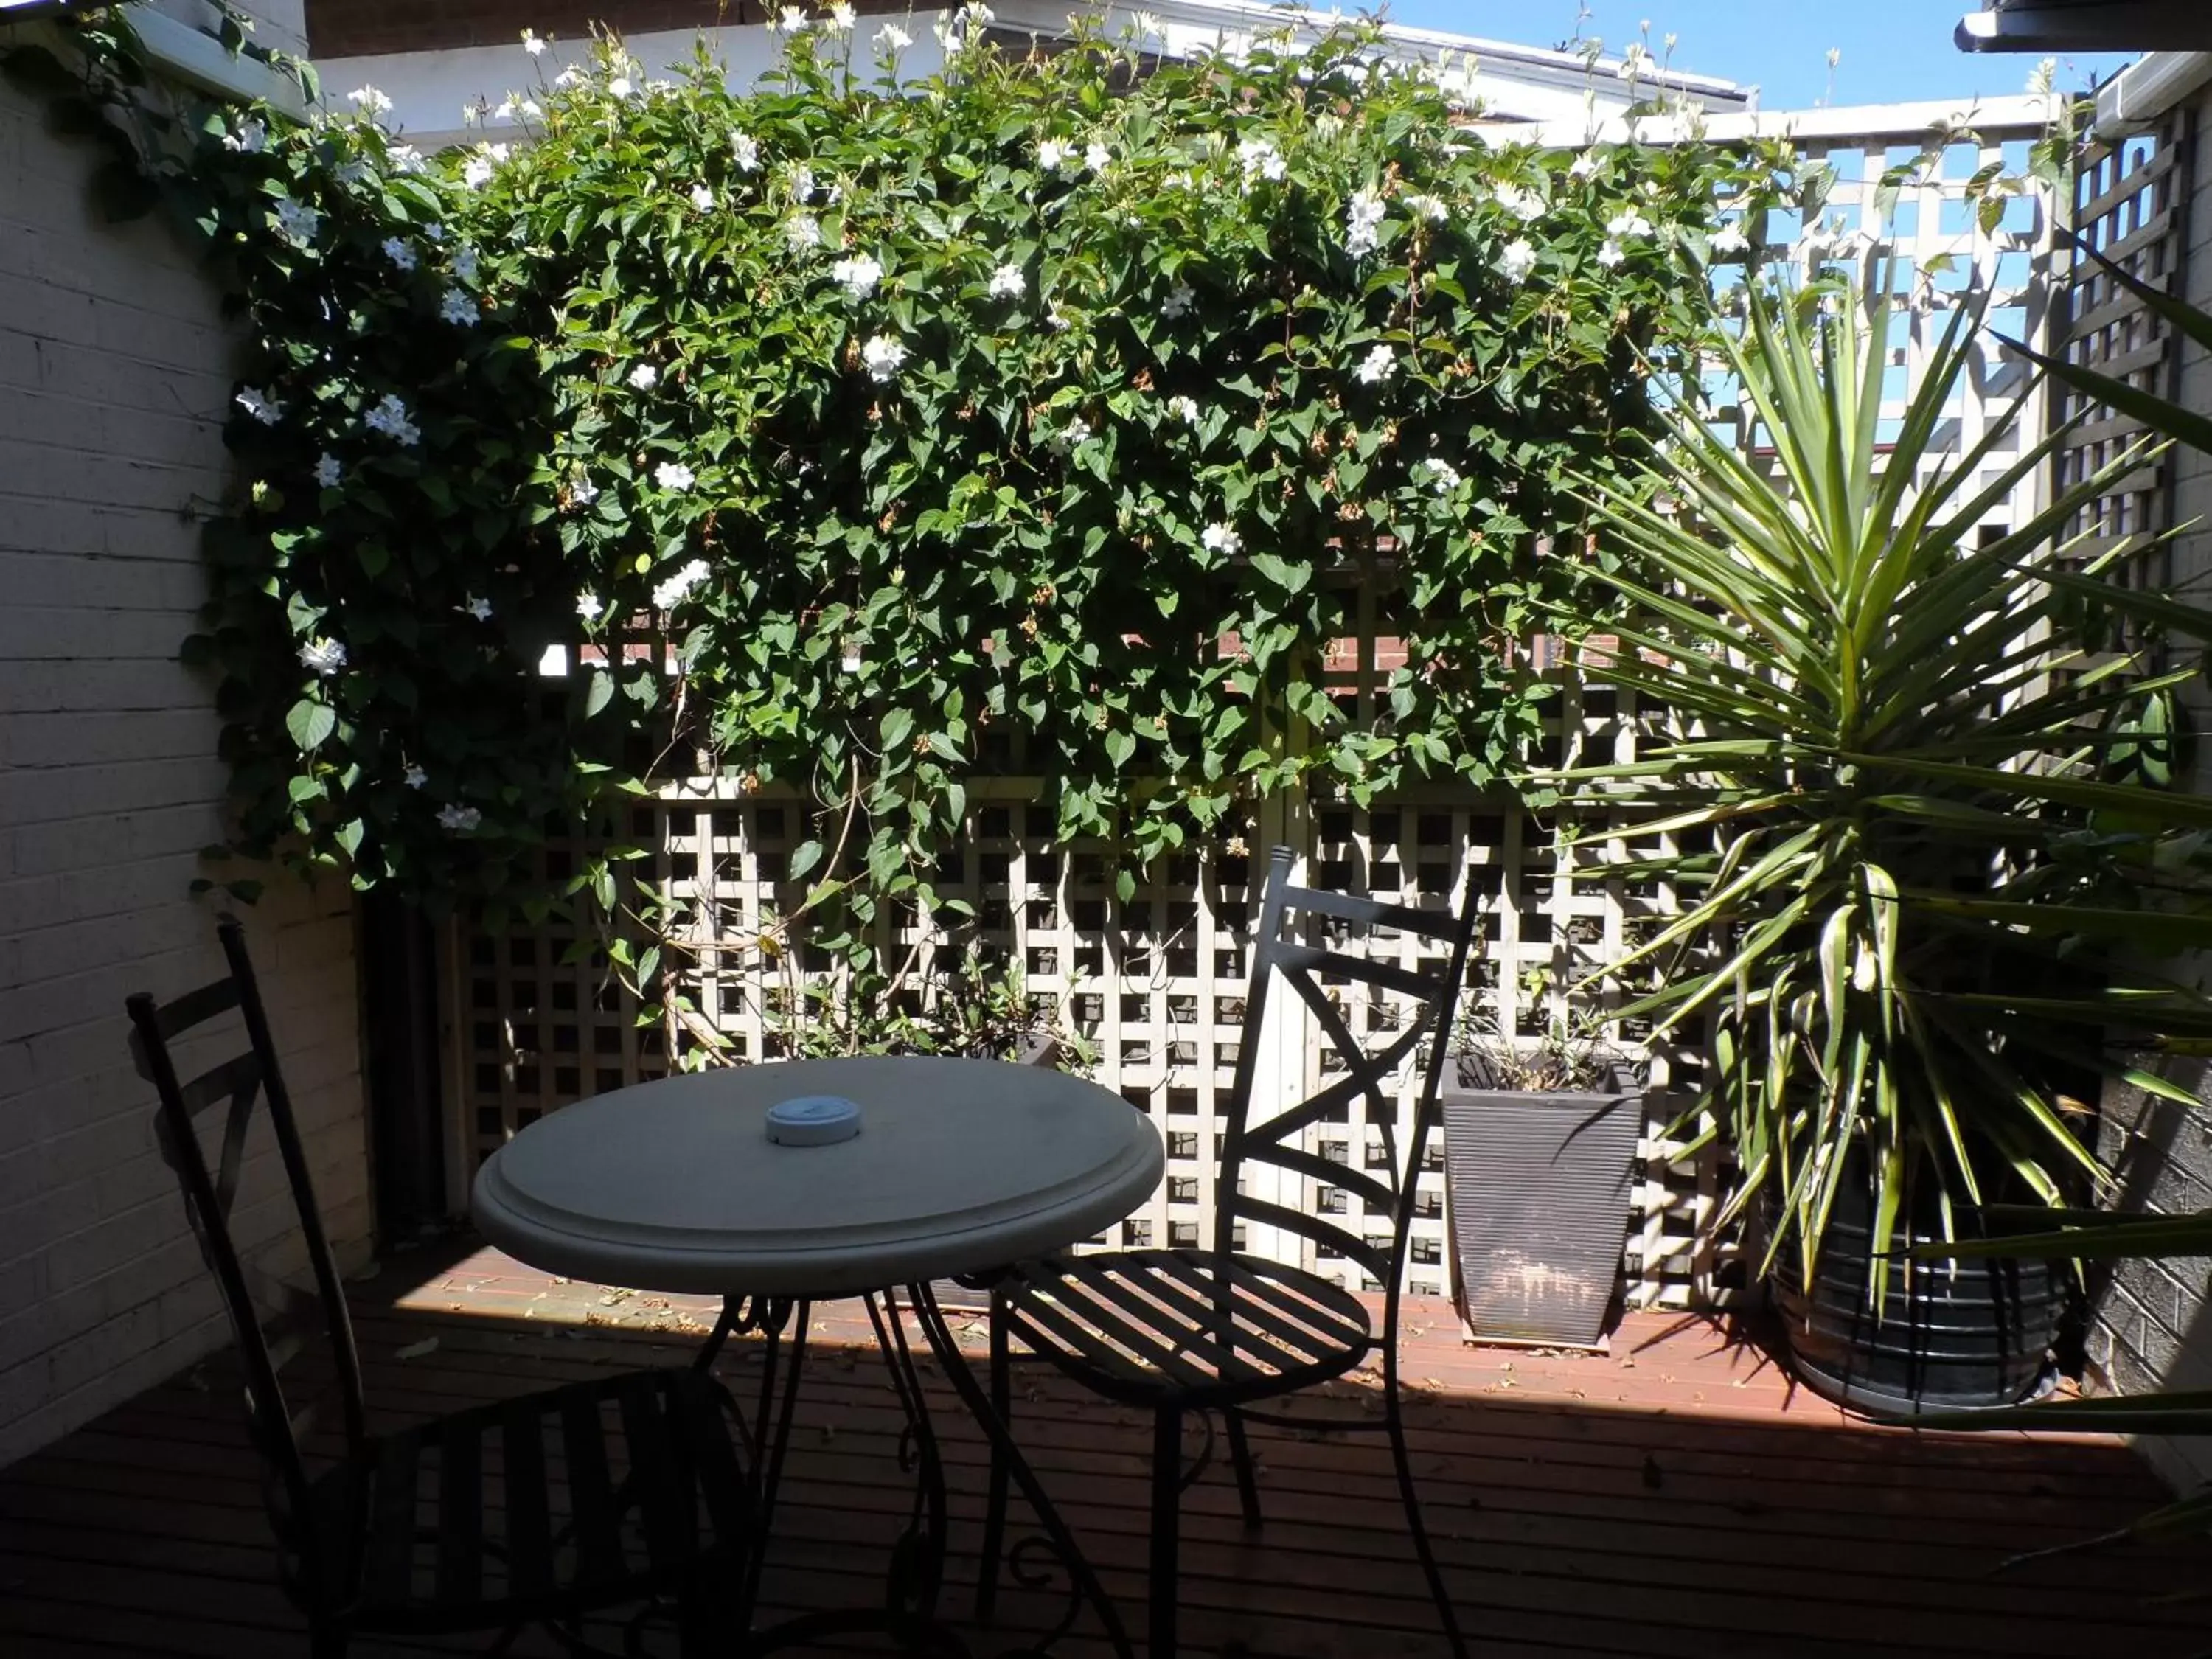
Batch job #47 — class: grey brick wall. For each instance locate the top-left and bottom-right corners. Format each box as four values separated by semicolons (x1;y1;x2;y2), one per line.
0;35;369;1467
2088;86;2212;1495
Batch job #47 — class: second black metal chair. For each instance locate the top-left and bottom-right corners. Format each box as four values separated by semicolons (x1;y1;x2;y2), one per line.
130;919;757;1658
985;845;1478;1658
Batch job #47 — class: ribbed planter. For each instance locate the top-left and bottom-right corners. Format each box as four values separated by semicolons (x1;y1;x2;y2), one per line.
1442;1065;1644;1348
1770;1186;2065;1416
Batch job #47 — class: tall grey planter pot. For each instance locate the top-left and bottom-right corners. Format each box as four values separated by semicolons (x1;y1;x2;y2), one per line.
1442;1064;1644;1349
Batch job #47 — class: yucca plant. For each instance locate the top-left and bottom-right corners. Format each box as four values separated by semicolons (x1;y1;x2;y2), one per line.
1547;262;2212;1298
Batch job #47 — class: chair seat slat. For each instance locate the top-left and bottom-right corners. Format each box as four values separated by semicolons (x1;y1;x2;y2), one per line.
501;1399;555;1601
1057;1257;1276;1378
363;1430;423;1609
1100;1248;1365;1366
434;1418;484;1604
616;1373;692;1571
560;1385;627;1592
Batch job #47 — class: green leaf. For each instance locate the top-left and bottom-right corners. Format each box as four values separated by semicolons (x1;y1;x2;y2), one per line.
285;698;337;751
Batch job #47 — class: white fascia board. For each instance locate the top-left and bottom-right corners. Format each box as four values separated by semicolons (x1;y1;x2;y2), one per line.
122;3;307;117
327;5;1741;146
1474;91;2059;150
2092;51;2212;137
990;0;1744;100
321;22;958;151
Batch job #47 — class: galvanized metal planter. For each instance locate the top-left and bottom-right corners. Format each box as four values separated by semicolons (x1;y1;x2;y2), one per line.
1443;1065;1644;1349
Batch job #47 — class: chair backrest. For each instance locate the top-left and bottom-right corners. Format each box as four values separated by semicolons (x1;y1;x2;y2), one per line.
127;918;367;1608
1216;846;1479;1318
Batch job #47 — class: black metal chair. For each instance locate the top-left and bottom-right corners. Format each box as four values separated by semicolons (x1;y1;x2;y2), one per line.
129;919;755;1658
984;845;1478;1658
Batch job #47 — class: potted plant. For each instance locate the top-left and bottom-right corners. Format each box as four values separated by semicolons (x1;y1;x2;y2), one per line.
1543;263;2212;1413
1442;975;1647;1349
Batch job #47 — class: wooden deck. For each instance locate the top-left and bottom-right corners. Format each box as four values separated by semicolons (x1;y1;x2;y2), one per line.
1;1237;2205;1659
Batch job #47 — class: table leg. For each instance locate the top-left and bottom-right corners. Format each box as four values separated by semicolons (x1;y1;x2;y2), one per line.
866;1288;949;1621
905;1280;1135;1659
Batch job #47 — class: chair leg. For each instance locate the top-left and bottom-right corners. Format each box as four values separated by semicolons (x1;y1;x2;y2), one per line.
1383;1378;1467;1659
975;1289;1012;1622
1150;1405;1183;1659
1223;1406;1263;1530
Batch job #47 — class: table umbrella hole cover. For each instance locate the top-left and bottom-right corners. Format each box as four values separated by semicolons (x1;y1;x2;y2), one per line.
764;1095;863;1147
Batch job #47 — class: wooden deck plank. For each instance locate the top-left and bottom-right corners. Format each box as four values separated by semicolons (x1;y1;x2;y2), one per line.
0;1242;2205;1659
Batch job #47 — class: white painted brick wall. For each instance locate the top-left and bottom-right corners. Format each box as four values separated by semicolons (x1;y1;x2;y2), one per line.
0;54;370;1467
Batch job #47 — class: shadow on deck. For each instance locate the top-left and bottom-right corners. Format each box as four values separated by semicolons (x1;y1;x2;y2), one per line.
0;1238;2203;1659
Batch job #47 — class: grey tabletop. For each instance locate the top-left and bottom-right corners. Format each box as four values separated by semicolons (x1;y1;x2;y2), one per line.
470;1055;1165;1298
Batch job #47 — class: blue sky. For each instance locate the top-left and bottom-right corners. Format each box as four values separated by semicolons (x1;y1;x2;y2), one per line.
1379;1;2140;109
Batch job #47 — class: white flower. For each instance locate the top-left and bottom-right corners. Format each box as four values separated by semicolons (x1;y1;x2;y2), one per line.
335;159;373;187
629;364;659;390
827;2;858;31
772;4;808;32
364;393;421;446
577;592;604;621
650;557;712;611
520;99;542;119
554;67;582;88
1313;111;1344;140
235;386;284;425
221;118;265;154
1596;239;1626;268
348;85;393;116
862;334;908;383
789;163;816;202
1201;522;1242;557
1496;184;1545;222
1237;136;1286;185
451;246;480;282
1167;394;1200;425
437;804;481;832
877;21;913;51
439;288;476;325
1711;222;1750;255
463;155;495;189
1038;137;1071;173
988;262;1026;299
1570;152;1601;180
1355;344;1396;385
607;76;633;99
1161;282;1196;319
493;98;518;121
731;131;760;172
314;453;343;487
934;3;994;50
272;198;321;243
403;765;427;789
1497;238;1537;282
298;637;347;675
1046;302;1070;331
389;144;425;175
1403;192;1448;223
832;253;885;299
689;184;715;211
460;595;493;621
1607;209;1655;238
521;28;546;55
1084;141;1110;175
1051;417;1092;451
786;213;824;252
1424;459;1464;493
570;476;600;508
1345;187;1386;257
655;461;696;491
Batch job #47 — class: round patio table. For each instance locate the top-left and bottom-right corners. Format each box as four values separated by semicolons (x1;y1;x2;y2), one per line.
471;1054;1163;1658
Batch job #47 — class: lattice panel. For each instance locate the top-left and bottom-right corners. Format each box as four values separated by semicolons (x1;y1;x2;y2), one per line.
2061;111;2191;589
